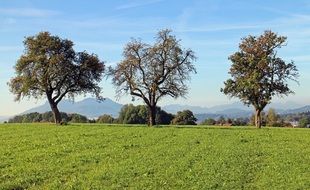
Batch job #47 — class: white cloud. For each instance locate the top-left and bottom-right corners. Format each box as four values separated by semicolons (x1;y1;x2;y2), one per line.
0;8;60;17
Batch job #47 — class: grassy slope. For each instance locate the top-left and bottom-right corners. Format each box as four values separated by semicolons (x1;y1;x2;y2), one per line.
0;124;309;189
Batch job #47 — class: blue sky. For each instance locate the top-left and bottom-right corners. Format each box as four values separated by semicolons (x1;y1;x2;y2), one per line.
1;0;310;116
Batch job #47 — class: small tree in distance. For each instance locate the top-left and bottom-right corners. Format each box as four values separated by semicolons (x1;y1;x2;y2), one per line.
221;31;299;128
8;32;105;124
266;108;279;127
171;110;197;125
108;29;196;126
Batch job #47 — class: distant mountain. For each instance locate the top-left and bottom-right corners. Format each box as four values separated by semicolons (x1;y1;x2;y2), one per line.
163;102;252;114
162;104;210;114
22;98;123;118
280;105;310;114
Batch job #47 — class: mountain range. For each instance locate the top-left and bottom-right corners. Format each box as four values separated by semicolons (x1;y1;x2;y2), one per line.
1;98;309;122
22;98;123;118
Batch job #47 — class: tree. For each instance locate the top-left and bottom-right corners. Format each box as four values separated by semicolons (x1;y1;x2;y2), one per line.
118;104;148;124
117;104;174;125
221;31;299;128
299;116;309;128
201;118;216;125
69;113;88;123
171;110;197;125
266;108;279;127
8;32;104;124
217;116;226;125
108;29;196;126
97;114;115;124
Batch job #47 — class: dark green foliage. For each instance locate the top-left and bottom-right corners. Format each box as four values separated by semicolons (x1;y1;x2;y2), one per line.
299;116;310;128
232;118;249;126
221;31;299;128
8;32;105;124
171;110;197;125
8;112;89;123
118;104;148;124
118;104;174;125
201;118;216;125
96;114;115;124
0;124;309;189
70;113;88;123
217;116;226;125
156;109;174;125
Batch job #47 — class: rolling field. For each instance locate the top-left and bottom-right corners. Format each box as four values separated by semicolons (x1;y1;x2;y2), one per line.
0;124;309;189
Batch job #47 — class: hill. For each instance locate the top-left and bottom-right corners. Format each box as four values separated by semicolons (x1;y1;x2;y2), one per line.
281;105;310;114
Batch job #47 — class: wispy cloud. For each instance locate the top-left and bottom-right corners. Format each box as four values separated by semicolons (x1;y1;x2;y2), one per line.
116;0;163;10
0;8;60;17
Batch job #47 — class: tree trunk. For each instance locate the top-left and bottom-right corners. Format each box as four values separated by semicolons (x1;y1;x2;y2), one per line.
148;105;156;126
46;92;62;124
51;104;62;124
255;109;262;128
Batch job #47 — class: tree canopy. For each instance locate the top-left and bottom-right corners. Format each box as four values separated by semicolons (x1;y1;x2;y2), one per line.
8;32;105;124
171;110;197;125
117;104;174;125
108;29;196;126
221;30;299;128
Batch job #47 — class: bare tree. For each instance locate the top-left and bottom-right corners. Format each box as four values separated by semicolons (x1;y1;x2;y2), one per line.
108;29;196;126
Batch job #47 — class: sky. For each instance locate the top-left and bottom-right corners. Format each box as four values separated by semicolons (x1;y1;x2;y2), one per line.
0;0;310;116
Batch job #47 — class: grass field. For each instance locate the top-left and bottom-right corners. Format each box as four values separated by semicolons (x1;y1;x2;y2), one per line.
0;124;309;189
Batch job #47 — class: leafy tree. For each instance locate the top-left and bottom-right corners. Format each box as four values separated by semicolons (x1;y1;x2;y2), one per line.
69;113;88;123
217;116;226;125
118;104;174;125
201;118;216;125
232;118;249;126
8;32;104;124
266;108;279;127
118;104;147;124
97;114;115;124
221;31;299;128
8;111;89;123
171;110;197;125
41;111;55;122
108;29;196;126
299;116;310;128
155;109;174;125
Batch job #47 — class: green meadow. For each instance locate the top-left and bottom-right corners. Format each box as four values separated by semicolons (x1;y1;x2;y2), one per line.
0;124;309;189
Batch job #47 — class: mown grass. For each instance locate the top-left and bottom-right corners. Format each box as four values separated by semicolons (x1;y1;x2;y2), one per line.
0;123;309;189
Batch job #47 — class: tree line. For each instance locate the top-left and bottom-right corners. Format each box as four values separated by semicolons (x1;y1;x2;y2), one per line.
8;29;299;128
7;104;197;125
8;105;309;128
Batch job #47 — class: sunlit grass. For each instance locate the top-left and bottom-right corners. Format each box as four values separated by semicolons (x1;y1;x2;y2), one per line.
0;123;309;189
